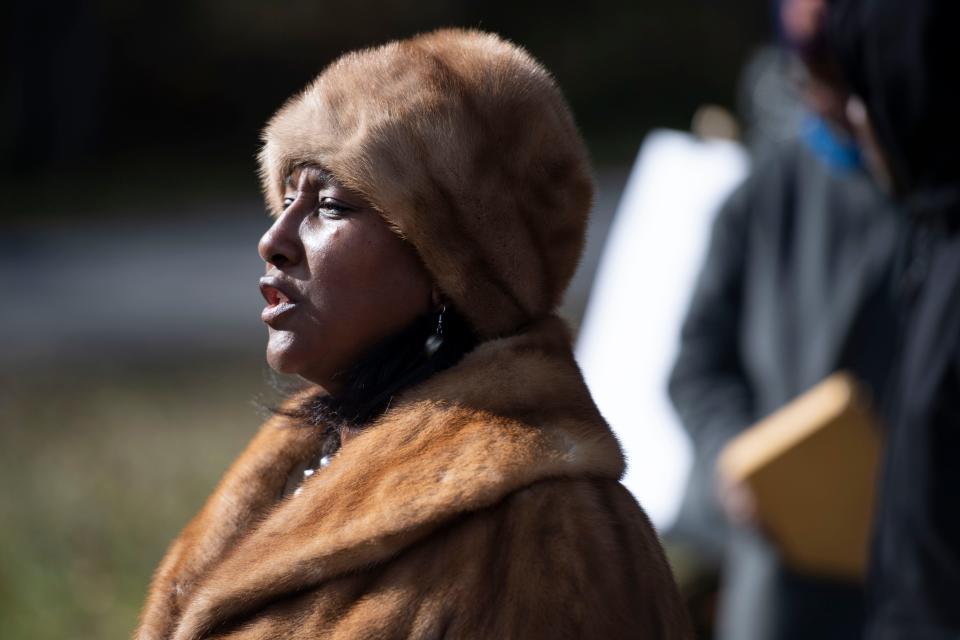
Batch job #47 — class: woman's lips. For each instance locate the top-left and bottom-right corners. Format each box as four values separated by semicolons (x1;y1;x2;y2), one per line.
259;278;298;326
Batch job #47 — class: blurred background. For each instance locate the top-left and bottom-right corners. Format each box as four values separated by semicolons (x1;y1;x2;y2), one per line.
2;1;770;638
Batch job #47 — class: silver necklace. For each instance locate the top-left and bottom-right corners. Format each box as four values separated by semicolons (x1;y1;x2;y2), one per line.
292;453;334;496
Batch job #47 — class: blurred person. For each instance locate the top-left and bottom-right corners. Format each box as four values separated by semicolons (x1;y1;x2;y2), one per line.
667;0;903;637
828;0;960;637
135;30;691;639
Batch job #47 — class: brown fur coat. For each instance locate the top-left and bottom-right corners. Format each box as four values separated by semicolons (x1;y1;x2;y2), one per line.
136;316;691;639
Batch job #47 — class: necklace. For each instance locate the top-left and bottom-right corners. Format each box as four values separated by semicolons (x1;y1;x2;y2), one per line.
283;454;335;496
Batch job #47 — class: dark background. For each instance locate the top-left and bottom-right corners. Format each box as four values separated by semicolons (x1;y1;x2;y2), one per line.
3;0;767;218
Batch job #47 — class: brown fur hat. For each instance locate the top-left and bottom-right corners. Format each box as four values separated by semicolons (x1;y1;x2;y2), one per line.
258;28;594;338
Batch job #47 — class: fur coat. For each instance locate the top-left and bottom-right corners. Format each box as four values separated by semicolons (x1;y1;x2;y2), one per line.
136;316;691;639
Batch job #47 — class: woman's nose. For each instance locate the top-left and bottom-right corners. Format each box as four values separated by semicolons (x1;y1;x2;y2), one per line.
258;213;301;268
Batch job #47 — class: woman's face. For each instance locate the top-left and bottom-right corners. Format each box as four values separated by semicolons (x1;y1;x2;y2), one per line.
257;166;433;390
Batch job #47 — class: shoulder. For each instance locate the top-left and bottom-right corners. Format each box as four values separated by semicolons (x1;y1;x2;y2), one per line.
496;477;675;582
729;135;807;206
400;476;692;639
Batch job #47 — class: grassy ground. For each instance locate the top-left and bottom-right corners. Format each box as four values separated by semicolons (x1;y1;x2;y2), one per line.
0;360;277;639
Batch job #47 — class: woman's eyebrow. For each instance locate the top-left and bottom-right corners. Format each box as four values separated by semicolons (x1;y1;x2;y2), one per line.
285;167;336;190
314;168;336;187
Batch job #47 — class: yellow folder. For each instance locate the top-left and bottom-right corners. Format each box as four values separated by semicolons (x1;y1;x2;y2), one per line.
717;373;883;580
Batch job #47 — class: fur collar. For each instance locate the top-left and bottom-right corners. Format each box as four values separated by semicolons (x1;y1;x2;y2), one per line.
138;315;624;640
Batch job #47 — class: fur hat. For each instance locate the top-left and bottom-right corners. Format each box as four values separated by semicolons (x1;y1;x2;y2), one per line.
258;28;593;338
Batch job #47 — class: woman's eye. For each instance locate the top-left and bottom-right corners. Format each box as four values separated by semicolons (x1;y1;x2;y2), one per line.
317;197;350;218
282;196;295;210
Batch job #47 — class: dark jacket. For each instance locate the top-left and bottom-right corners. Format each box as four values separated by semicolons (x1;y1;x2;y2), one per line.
829;1;960;636
668;133;902;640
868;225;960;639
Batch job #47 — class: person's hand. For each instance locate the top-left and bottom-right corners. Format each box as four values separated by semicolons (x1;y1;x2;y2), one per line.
716;474;759;529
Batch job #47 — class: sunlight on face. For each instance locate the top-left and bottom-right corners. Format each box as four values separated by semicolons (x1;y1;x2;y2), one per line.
257;166;434;390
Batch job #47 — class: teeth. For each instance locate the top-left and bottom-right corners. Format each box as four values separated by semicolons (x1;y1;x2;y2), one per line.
261;283;293;307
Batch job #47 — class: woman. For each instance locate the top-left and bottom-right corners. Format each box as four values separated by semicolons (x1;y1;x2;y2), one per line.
136;29;690;639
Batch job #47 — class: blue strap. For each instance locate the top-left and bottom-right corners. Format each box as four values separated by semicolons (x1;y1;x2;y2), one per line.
802;114;863;174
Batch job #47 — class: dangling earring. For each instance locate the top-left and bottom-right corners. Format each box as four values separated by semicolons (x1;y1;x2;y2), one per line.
425;304;446;356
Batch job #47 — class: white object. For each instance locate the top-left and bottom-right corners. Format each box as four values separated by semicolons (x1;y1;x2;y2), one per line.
576;129;749;530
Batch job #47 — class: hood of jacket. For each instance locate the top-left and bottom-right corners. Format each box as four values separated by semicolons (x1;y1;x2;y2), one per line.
829;0;960;221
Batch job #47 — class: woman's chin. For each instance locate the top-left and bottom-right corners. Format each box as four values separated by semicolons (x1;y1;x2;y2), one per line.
265;332;305;375
265;334;333;386
266;354;298;376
